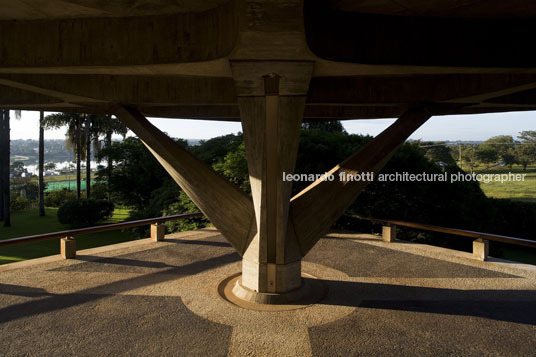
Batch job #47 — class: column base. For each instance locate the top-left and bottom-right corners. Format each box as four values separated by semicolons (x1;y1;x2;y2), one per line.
232;276;307;304
218;272;327;311
241;259;302;293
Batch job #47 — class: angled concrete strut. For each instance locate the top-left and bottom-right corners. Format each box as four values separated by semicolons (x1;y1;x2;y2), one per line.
114;105;256;255
290;108;433;255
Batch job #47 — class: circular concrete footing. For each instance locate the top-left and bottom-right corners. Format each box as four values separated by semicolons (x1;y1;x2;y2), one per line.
218;272;327;311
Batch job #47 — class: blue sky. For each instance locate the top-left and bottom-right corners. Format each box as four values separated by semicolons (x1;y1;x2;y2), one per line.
9;110;536;142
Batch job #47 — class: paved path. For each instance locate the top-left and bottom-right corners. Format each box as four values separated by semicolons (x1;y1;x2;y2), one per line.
1;229;535;356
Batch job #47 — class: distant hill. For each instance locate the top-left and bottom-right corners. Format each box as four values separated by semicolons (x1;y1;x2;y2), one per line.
11;138;203;164
10;139;73;164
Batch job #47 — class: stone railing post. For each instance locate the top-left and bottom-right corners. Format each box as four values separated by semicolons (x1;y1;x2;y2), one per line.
60;236;76;259
382;224;396;243
473;238;489;261
151;223;165;242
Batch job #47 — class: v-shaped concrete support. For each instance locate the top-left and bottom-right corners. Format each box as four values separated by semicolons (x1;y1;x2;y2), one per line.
233;61;314;293
114;106;256;255
290;107;433;255
115;100;431;300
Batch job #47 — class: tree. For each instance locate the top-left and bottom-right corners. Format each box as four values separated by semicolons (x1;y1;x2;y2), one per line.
461;145;479;173
85;115;91;198
42;112;121;199
89;114;128;198
44;162;56;171
479;135;516;166
0;110;21;226
190;133;243;165
96;137;176;209
10;161;27;178
43;113;86;198
0;109;10;226
516;130;536;170
302;120;345;133
213;143;250;192
515;144;533;170
501;149;516;168
420;142;457;166
38;111;45;216
73;115;84;199
476;145;498;164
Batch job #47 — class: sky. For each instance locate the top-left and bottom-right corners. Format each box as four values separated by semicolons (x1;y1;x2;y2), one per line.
8;110;536;142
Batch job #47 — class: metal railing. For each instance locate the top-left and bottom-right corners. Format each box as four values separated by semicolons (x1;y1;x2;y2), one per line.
347;214;536;261
0;212;204;258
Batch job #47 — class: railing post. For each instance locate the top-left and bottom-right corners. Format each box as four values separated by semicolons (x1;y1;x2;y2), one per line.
382;224;396;243
151;223;165;242
473;238;489;261
60;236;76;259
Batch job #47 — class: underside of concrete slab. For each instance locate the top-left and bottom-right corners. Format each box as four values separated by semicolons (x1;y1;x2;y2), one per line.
1;1;536;119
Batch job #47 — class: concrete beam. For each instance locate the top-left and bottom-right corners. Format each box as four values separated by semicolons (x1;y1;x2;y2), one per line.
307;75;536;105
0;74;237;105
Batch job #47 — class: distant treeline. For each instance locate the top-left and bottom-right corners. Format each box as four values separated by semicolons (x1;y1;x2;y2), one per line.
10;138;202;165
89;122;535;259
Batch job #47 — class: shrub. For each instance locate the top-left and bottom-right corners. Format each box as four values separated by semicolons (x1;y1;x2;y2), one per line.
45;189;77;207
57;199;115;227
163;191;208;233
10;178;40;200
91;182;109;200
10;196;34;211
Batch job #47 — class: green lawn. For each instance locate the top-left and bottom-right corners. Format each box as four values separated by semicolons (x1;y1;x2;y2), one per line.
0;207;137;265
461;164;536;264
476;165;536;203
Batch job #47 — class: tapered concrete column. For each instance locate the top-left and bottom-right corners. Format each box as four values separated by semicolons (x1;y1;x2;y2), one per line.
233;62;313;294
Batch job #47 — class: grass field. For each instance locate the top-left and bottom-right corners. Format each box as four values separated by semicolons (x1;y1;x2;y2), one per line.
457;164;536;264
0;207;136;265
475;165;536;203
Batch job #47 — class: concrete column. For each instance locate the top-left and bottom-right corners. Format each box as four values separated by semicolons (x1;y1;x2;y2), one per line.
473;238;489;261
233;62;313;294
382;225;396;243
60;236;76;259
151;223;165;242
